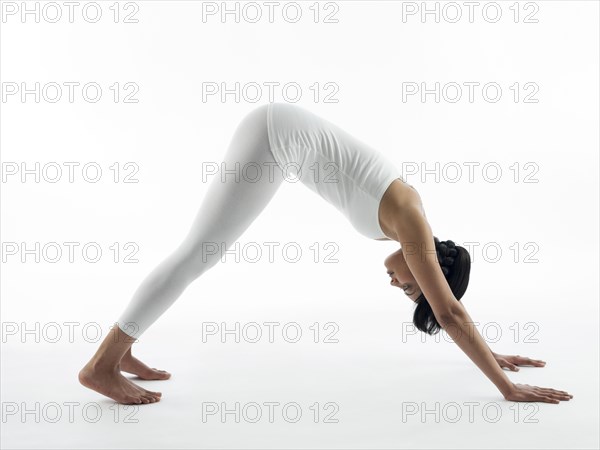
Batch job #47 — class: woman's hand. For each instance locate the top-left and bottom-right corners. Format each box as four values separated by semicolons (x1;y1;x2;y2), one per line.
504;383;573;403
493;353;546;372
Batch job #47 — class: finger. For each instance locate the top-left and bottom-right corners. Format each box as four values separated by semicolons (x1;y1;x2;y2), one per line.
542;390;571;400
519;358;544;364
508;364;519;372
525;359;546;366
539;388;573;397
535;389;573;401
537;387;565;394
526;393;542;402
532;393;559;404
516;358;545;366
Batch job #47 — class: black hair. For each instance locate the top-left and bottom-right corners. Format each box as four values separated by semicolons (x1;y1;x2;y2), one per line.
413;236;471;335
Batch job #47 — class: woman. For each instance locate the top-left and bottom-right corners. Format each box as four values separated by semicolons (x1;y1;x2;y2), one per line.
79;103;573;405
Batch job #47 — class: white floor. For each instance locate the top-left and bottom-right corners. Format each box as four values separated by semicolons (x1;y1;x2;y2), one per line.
2;302;597;449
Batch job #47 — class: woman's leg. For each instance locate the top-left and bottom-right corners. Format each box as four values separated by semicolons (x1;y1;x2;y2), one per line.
79;104;284;404
118;104;283;339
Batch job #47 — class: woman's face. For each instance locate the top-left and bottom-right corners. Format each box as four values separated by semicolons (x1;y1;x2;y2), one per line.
384;248;422;302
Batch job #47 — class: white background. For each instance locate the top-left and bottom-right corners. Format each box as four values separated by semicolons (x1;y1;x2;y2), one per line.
1;0;598;448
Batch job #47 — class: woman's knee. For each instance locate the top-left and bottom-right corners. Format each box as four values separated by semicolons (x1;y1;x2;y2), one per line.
175;243;222;282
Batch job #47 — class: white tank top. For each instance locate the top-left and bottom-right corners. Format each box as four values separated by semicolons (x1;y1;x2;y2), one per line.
266;102;403;239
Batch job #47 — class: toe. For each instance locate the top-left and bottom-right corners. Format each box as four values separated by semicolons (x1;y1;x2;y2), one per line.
145;389;162;396
142;394;156;403
153;369;171;378
125;396;142;405
149;392;162;400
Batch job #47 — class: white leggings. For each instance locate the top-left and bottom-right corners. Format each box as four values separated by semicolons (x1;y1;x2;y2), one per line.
117;104;284;339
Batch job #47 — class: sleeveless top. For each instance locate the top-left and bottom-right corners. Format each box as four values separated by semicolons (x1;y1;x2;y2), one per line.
266;102;404;240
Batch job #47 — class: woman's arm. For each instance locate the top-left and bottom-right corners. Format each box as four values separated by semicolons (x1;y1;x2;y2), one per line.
392;204;572;403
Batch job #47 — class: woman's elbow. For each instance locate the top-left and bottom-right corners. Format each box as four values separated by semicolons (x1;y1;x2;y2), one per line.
435;303;467;326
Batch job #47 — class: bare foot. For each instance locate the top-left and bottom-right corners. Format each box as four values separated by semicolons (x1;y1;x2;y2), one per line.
79;362;162;405
120;348;172;380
